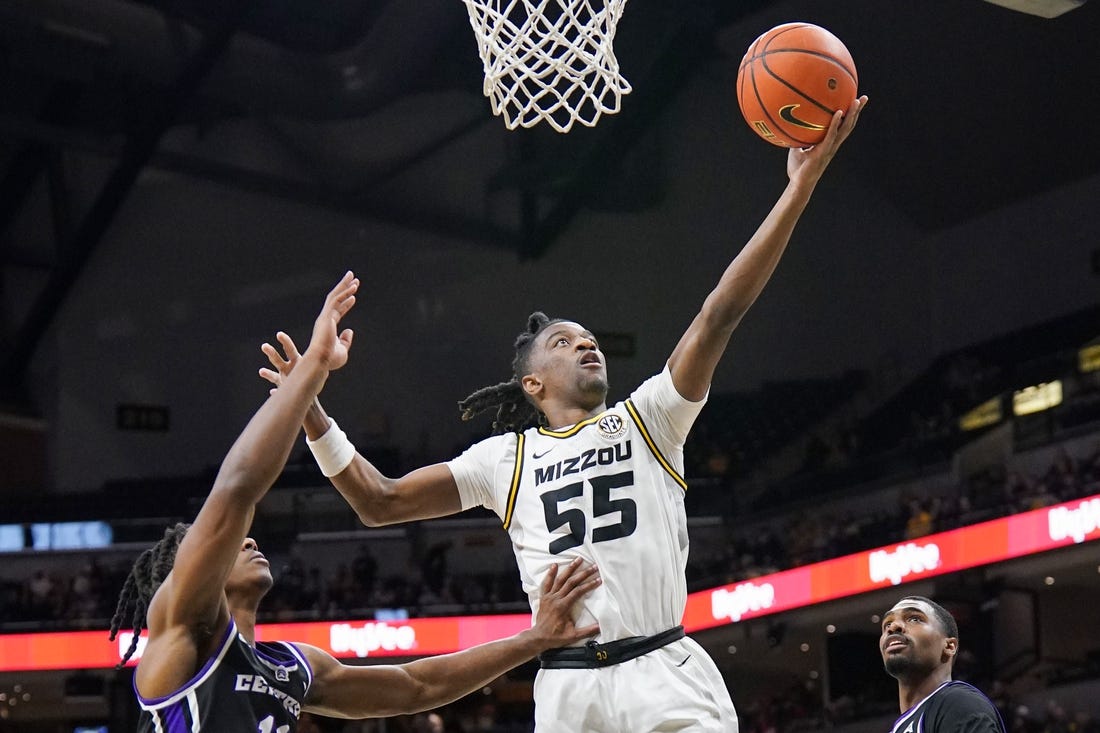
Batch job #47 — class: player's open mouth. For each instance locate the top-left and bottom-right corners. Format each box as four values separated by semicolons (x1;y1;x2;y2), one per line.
883;638;907;652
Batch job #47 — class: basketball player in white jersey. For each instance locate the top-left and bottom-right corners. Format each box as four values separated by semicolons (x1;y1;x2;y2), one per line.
262;97;868;731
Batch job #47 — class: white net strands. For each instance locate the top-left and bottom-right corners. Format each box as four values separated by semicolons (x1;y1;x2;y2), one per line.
463;0;632;133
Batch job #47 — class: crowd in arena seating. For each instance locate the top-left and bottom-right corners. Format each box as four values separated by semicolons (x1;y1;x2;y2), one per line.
684;438;1100;592
682;371;869;485
260;541;528;623
1000;699;1100;733
4;436;1098;633
3;439;1099;730
0;556;127;629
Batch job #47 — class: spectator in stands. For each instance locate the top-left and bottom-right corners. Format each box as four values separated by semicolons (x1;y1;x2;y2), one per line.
413;712;445;733
70;560;100;624
25;568;57;618
1004;470;1036;513
1044;448;1080;501
422;540;452;599
326;562;356;613
1080;442;1100;488
904;498;936;539
351;543;378;599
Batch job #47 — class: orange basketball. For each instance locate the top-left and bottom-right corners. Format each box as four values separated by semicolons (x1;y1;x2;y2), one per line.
736;23;858;148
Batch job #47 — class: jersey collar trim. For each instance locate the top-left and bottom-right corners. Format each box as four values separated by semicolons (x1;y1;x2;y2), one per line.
891;680;955;733
136;617;239;710
537;411;606;438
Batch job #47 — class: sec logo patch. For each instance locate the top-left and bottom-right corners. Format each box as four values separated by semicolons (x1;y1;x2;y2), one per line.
597;413;627;440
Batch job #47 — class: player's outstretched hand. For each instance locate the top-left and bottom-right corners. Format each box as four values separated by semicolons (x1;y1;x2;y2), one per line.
307;270;357;372
787;95;868;186
527;558;601;651
259;271;356;391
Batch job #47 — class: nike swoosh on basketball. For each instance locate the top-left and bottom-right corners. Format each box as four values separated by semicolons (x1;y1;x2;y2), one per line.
778;104;827;130
532;447;557;459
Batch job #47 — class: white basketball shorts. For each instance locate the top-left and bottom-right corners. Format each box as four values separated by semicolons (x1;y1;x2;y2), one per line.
533;635;738;732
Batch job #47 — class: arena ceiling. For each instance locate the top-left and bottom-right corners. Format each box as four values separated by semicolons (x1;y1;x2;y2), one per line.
0;0;1097;406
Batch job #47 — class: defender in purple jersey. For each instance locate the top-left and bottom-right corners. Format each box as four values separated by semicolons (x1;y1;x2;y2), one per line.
881;596;1006;733
111;273;601;731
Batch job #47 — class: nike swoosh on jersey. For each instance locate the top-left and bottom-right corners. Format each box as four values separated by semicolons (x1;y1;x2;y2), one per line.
532;447;557;459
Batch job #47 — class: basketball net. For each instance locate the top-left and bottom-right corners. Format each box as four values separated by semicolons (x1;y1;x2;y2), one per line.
462;0;632;133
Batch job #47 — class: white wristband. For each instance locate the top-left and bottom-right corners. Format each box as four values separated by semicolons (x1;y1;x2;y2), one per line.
307;419;356;477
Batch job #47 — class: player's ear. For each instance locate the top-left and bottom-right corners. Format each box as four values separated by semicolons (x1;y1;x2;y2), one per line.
521;373;543;399
942;636;958;663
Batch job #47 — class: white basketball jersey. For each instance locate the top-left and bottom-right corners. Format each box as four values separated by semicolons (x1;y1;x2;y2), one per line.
448;366;705;641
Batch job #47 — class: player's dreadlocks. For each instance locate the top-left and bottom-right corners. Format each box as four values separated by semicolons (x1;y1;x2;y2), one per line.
109;522;190;667
458;311;563;434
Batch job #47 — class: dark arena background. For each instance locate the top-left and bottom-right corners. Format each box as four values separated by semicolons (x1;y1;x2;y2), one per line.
1;0;1099;730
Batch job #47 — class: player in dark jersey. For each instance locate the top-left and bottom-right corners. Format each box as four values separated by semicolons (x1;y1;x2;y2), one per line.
110;272;602;732
880;596;1006;733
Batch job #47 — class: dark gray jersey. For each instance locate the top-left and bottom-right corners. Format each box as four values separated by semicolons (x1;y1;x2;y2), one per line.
136;618;312;733
889;681;1006;733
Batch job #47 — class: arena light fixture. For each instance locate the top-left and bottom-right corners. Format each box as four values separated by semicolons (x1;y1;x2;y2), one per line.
980;0;1086;18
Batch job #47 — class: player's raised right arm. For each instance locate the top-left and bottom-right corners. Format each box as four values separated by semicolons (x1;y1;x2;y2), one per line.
666;96;867;403
260;334;465;526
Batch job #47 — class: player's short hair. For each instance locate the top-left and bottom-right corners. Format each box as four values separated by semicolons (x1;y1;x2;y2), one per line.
897;595;959;639
109;522;190;666
457;311;563;434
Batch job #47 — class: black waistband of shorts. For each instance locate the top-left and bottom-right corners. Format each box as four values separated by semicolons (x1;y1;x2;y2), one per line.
539;626;685;669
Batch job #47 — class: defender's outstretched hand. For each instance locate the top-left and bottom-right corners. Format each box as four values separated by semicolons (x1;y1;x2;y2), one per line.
306;271;357;372
528;558;602;649
260;272;355;391
787;95;868;186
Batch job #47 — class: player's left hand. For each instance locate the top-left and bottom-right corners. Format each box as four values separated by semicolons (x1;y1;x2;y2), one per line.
528;558;601;651
787;95;868;184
